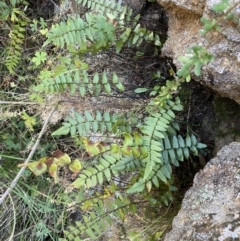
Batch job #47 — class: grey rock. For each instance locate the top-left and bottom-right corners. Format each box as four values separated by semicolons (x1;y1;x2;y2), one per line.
123;0;146;15
164;142;240;241
157;0;240;104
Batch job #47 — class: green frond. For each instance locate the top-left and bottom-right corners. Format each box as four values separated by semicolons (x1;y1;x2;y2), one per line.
52;110;138;137
124;97;205;190
71;153;120;189
140;103;174;180
127;24;161;47
33;68;124;97
111;156;141;172
44;14;115;52
53;97;206;195
76;0;134;24
161;133;203;166
71;132;149;189
116;21;161;53
136;131;206;193
63;210;108;240
62;193;134;241
5;20;27;73
43;1;161;54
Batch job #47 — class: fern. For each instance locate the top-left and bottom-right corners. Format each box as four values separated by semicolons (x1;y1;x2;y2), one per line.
76;0;161;47
36;0;163;100
0;0;212;239
52;96;206;195
67;97;206;196
71;153;119;189
119;23;162;51
27;0;207;239
61;203;108;240
70;132;148;189
5;20;27;73
76;0;133;20
126;99;205;193
33;68;124;97
52;110;138;137
61;192;133;241
44;14;116;52
76;0;162;52
139;98;182;180
43;5;161;54
2;0;29;73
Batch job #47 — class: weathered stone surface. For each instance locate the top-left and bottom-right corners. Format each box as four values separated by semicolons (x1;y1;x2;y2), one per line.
123;0;146;15
159;0;206;14
157;0;240;104
164;142;240;241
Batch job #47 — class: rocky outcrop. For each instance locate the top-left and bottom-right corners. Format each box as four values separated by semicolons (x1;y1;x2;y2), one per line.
157;0;240;104
164;142;240;241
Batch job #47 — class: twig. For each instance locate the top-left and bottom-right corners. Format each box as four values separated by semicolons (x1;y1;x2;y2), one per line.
12;225;35;239
7;194;16;241
0;105;57;205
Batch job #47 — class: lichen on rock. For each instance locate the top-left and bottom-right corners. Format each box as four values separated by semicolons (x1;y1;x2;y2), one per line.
164;142;240;241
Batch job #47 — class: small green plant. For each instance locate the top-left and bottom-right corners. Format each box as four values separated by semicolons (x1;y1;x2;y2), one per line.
32;51;47;66
176;0;240;81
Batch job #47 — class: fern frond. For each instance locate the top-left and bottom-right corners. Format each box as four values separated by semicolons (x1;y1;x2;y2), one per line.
34;68;124;97
71;153;120;189
68;98;206;194
118;130;206;194
77;0;154;55
44;14;115;52
71;132;148;189
62;193;134;241
76;0;135;24
127;130;206;194
161;133;202;166
114;15;162;53
115;25;161;53
63;210;109;240
140;107;174;180
128;97;200;186
5;20;27;73
52;110;138;137
44;1;161;54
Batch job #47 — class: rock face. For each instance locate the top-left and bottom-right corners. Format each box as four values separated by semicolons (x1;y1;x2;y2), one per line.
164;142;240;241
157;0;240;104
123;0;146;15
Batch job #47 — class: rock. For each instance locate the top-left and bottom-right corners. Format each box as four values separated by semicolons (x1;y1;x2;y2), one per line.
157;0;240;104
164;142;240;241
123;0;146;16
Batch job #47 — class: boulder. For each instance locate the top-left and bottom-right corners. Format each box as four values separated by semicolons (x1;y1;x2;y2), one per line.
157;0;240;104
164;142;240;241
